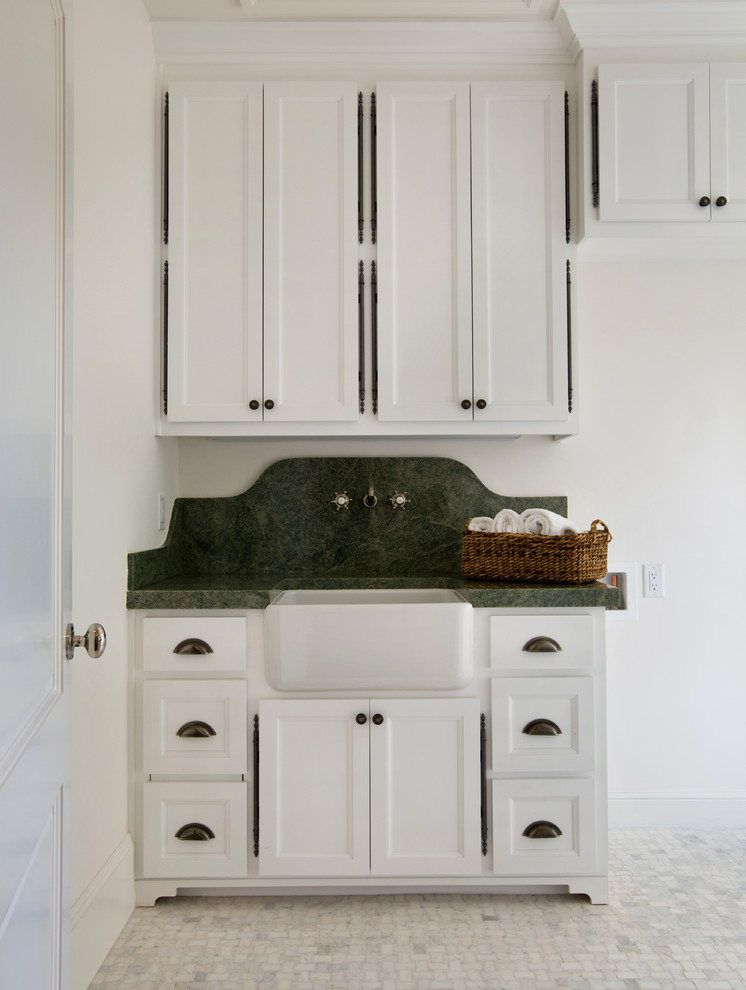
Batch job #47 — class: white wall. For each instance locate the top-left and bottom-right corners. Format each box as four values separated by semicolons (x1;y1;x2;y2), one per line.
70;0;178;985
177;258;746;827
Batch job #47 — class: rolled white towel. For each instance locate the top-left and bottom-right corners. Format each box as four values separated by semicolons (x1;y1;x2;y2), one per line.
468;516;496;533
493;508;522;533
520;508;579;535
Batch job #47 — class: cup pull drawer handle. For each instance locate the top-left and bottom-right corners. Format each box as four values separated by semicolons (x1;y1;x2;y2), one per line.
175;823;216;841
522;820;563;839
173;637;214;656
522;718;562;736
176;720;217;738
522;636;562;653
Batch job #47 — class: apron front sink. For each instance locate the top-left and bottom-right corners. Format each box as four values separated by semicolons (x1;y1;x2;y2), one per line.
264;589;474;690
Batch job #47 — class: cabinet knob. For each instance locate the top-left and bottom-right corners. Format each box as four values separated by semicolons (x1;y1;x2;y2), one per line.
372;713;384;725
522;718;562;736
716;196;728;207
175;822;216;841
264;399;275;410
475;399;487;410
356;712;368;725
699;196;711;207
173;637;213;656
249;400;260;410
176;720;217;738
461;399;472;410
522;820;563;839
522;636;562;653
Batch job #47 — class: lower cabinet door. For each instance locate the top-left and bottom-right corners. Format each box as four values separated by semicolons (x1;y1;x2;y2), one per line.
142;781;248;879
258;699;370;877
369;698;482;876
491;777;598;875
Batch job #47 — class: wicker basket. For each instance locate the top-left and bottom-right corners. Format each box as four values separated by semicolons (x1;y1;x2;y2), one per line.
461;519;612;584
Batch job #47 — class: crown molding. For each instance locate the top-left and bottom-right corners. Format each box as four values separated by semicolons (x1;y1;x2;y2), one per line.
145;0;559;21
559;1;746;52
152;18;571;64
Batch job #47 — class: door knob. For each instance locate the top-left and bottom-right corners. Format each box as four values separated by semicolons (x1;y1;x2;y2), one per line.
65;622;107;660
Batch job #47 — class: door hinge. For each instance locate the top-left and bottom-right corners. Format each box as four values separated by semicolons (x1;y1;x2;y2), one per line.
162;260;169;416
590;80;599;209
163;92;169;245
253;714;259;857
480;714;488;856
564;91;571;244
566;259;573;414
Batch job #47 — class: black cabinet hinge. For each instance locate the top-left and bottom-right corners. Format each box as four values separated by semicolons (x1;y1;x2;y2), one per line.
566;260;573;414
163;93;169;245
253;714;259;857
591;80;599;209
480;714;488;856
564;91;571;244
162;260;168;416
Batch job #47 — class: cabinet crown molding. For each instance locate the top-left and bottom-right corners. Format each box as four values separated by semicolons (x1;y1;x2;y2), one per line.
559;1;746;53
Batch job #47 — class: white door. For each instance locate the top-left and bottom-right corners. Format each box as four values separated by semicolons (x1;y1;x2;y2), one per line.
471;82;568;422
166;82;264;422
0;0;72;985
258;700;370;877
709;64;746;222
597;63;711;221
369;699;481;876
375;82;473;422
263;83;360;422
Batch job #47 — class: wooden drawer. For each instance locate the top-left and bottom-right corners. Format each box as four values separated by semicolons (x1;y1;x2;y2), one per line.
142;680;247;775
490;615;594;671
142;781;248;879
490;676;595;772
141;616;247;672
491;778;597;875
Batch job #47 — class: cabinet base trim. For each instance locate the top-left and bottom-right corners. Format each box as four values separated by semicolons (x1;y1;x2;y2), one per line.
135;874;608;907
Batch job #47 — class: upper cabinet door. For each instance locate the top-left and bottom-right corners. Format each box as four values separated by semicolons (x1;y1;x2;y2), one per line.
263;83;360;422
598;64;711;221
375;82;473;422
471;82;568;423
709;64;746;222
167;83;264;421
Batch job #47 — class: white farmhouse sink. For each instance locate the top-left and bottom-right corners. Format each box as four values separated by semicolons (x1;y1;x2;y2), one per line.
264;589;473;691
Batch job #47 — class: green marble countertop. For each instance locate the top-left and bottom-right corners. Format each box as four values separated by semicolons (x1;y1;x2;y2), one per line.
127;457;619;611
126;572;619;610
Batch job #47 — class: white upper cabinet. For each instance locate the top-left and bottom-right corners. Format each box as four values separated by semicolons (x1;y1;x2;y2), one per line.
597;63;746;223
471;82;568;422
375;83;474;422
166;81;359;424
167;82;264;422
162;77;573;436
263;83;360;421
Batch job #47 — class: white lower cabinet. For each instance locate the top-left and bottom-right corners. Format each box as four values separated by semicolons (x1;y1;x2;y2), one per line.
258;698;482;877
134;607;607;904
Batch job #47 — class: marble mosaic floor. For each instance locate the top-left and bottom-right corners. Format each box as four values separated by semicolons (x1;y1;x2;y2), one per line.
89;829;746;990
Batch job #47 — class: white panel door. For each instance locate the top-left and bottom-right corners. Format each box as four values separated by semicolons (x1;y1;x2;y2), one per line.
369;699;481;876
471;82;567;422
376;82;473;422
259;700;370;877
263;83;359;422
597;63;711;221
167;82;264;421
0;0;71;984
709;64;746;222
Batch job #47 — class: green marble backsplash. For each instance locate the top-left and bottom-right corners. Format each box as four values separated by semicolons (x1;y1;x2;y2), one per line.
128;457;568;590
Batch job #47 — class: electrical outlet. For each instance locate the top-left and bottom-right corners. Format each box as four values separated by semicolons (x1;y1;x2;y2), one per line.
158;493;166;532
643;563;665;598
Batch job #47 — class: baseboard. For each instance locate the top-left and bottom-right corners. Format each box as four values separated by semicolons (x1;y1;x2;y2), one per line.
71;833;135;990
609;793;746;828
